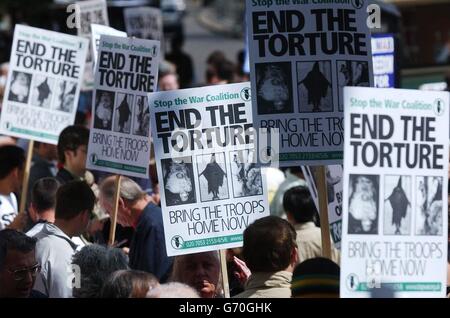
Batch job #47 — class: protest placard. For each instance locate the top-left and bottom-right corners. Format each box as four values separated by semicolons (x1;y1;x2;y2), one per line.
372;34;395;88
75;0;109;90
0;25;88;144
123;6;163;42
340;86;449;298
149;82;269;256
302;165;343;249
246;0;373;166
91;24;127;68
86;35;160;178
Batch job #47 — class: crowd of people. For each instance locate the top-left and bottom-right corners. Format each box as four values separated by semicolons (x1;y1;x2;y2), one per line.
0;29;449;299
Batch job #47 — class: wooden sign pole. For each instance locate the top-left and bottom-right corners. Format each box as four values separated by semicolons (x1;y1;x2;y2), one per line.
316;166;332;259
108;175;122;246
19;140;34;214
220;250;230;298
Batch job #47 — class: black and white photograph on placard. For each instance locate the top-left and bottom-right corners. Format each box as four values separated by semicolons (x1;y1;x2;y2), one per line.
348;174;379;235
93;89;115;131
132;95;150;137
337;60;370;111
31;75;54;108
54;80;77;113
197;153;229;202
162;157;196;206
113;93;133;134
297;61;333;112
384;175;411;235
416;176;443;236
255;62;293;114
8;71;32;104
230;149;263;198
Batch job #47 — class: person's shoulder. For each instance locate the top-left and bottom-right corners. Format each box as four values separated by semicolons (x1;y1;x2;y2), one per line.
137;204;164;232
29;290;48;298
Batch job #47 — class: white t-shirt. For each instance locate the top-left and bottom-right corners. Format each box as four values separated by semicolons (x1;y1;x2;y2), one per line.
0;193;18;230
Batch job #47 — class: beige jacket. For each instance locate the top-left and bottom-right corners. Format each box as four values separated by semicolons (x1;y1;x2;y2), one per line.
233;271;292;298
295;222;340;264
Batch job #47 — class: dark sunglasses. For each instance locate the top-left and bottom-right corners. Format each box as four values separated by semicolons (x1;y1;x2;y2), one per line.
8;263;41;281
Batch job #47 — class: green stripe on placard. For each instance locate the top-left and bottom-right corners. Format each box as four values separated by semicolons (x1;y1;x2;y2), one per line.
279;152;343;161
93;160;146;174
181;234;243;249
356;282;441;292
9;127;58;141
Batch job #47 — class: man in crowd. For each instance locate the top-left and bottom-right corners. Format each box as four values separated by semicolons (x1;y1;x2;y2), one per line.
26;178;60;237
235;216;298;298
32;181;95;297
0;229;45;298
56;125;89;184
283;186;340;264
99;176;172;282
0;145;25;230
28;142;58;198
270;167;307;218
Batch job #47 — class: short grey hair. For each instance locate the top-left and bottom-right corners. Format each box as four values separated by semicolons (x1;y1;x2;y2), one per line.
146;282;200;298
72;244;129;298
100;176;146;204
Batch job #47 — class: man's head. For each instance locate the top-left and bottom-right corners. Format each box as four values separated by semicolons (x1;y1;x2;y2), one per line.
170;252;220;298
99;176;146;227
291;257;340;298
205;60;235;85
72;244;129;298
57;125;89;177
101;269;159;298
0;229;39;298
146;282;199;298
242;216;298;273
0;145;25;194
55;181;95;236
283;186;317;224
159;73;180;91
34;142;57;162
29;178;60;223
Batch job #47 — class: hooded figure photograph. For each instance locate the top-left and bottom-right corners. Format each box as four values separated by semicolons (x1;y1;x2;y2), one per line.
298;61;332;112
198;153;228;202
114;93;133;134
31;76;53;108
384;176;411;235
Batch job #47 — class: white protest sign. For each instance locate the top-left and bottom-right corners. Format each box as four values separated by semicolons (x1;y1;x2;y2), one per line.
86;35;160;178
75;0;109;90
91;24;127;67
340;87;449;298
246;0;373;166
149;82;269;256
123;7;163;42
0;25;88;144
302;165;343;249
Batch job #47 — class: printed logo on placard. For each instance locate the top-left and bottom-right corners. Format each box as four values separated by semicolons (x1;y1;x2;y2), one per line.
346;274;359;291
433;98;445;116
171;235;184;249
352;0;364;9
151;46;158;58
5;122;11;130
90;153;98;164
240;87;251;102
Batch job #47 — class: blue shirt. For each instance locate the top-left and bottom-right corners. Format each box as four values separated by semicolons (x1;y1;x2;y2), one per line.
129;203;173;283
